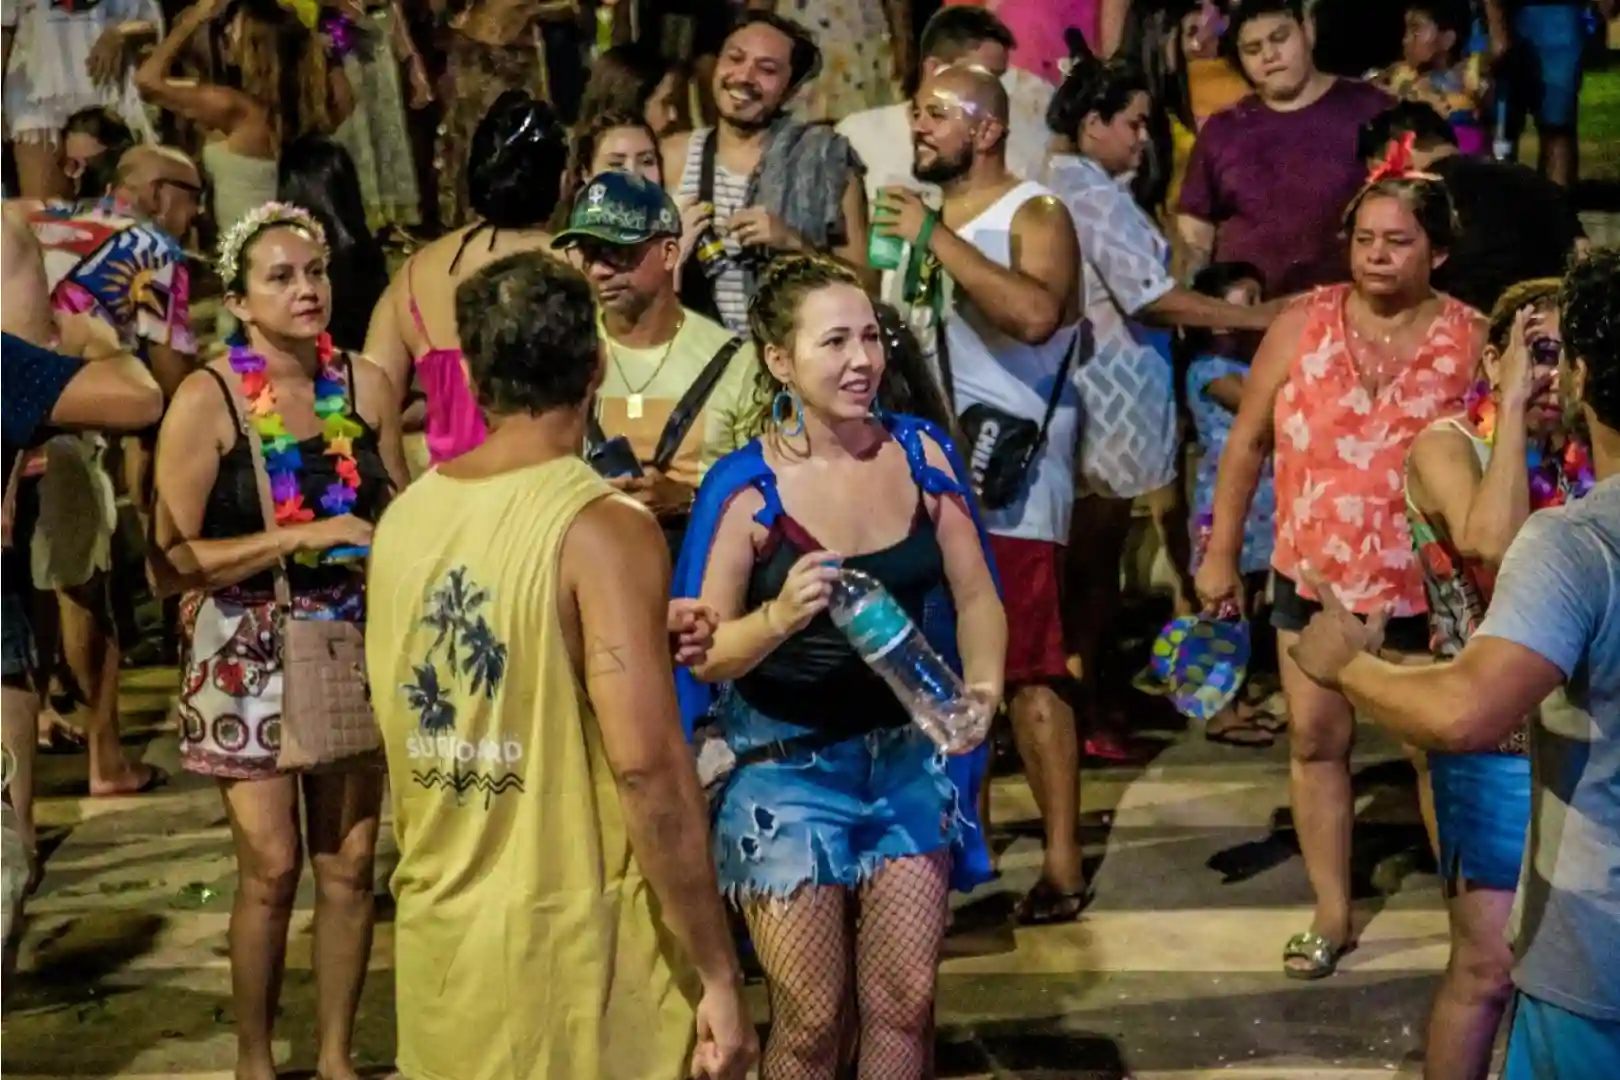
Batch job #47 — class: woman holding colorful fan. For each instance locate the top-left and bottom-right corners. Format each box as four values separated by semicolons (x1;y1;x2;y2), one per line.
149;202;407;1080
1403;277;1593;1080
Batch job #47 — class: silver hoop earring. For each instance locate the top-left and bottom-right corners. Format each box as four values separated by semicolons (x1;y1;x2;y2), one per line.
771;389;805;437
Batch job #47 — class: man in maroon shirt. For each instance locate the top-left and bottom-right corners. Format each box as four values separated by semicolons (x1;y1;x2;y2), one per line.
1177;0;1392;298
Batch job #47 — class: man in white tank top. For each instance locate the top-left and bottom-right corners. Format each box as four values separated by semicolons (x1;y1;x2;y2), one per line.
873;64;1091;924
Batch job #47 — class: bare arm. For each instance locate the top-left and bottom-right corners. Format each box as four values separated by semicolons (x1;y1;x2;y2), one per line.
50;354;164;432
565;495;743;989
362;273;417;410
1205;304;1303;559
660;131;695;196
134;2;246;133
1337;637;1562;753
689;489;793;683
930;194;1078;345
1098;0;1131;58
1140;286;1278;332
923;437;1006;702
354;355;411;494
1201;373;1244;413
148;370;299;594
832;170;879;292
1407;418;1529;568
1176;215;1216;279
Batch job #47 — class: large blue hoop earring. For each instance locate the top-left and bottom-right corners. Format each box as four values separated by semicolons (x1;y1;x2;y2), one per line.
771;388;805;438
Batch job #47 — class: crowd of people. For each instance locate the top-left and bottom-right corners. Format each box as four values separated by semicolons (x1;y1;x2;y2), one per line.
3;1;1619;1079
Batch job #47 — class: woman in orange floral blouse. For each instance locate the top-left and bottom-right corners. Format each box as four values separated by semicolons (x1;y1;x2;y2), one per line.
1195;156;1486;980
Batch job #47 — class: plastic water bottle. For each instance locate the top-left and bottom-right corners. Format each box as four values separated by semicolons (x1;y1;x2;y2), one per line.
827;568;992;753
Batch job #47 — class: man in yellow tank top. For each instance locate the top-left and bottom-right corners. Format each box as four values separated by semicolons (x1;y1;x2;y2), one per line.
366;251;755;1080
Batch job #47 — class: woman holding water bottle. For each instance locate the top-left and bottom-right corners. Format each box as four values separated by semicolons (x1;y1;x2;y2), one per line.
681;254;1005;1080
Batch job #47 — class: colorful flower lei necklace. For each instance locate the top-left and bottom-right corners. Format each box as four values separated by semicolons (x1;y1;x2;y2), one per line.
219;201;362;566
1466;381;1595;510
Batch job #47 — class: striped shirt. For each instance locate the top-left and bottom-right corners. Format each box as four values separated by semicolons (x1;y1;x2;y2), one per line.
677;129;752;336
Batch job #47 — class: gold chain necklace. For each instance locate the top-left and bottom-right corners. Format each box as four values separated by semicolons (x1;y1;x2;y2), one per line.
602;312;684;420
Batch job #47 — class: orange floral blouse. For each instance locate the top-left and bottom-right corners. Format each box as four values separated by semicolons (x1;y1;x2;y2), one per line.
1272;284;1485;616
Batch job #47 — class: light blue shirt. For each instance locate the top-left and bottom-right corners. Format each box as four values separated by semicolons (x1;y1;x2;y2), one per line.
1475;475;1620;1021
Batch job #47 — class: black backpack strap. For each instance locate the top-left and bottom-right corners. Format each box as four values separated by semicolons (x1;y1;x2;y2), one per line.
1021;320;1091;469
650;335;745;472
677;129;724;324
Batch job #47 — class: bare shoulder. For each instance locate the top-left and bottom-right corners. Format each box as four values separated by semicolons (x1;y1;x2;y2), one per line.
348;352;396;396
660;130;695;189
567;492;668;568
1013;193;1075;235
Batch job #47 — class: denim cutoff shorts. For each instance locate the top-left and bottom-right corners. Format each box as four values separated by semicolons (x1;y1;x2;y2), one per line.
1;591;36;684
711;688;963;902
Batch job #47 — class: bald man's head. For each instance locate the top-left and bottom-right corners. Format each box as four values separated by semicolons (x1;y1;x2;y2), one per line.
111;144;204;241
910;63;1009;185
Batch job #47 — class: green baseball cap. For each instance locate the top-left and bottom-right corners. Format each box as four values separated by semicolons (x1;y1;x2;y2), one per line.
551;170;681;248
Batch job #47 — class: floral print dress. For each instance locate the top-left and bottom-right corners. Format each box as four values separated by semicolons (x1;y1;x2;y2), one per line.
1270;285;1484;616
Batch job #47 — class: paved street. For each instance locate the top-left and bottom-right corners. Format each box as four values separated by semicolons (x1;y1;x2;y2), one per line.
3;667;1456;1079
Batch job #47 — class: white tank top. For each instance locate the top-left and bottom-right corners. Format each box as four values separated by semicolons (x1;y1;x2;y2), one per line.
943;180;1082;544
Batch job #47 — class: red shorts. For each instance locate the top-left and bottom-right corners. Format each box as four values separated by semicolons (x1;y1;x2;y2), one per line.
986;534;1069;686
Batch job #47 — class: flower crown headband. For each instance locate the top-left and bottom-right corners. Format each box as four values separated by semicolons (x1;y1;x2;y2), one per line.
217;201;328;287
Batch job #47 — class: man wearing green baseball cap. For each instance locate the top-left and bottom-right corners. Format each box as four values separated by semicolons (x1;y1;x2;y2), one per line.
554;170;758;556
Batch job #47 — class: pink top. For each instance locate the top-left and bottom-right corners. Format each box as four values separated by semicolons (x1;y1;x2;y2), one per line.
1271;285;1484;616
944;0;1100;87
406;260;487;465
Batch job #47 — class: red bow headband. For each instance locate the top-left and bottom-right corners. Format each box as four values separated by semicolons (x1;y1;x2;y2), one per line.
1366;132;1439;185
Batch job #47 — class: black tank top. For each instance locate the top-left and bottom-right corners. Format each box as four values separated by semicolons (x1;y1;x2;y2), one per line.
733;493;945;737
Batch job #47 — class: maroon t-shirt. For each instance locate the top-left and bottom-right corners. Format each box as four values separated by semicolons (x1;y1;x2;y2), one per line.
1177;78;1393;297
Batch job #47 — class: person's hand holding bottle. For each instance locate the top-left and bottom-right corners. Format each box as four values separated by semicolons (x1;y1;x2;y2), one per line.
763;551;842;636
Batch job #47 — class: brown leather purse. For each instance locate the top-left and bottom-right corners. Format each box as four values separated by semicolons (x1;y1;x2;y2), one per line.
236;370;381;773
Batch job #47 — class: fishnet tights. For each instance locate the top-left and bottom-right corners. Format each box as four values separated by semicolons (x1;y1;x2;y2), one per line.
745;851;950;1080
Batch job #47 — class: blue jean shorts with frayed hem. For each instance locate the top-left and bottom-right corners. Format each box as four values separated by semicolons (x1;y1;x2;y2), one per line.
710;688;964;904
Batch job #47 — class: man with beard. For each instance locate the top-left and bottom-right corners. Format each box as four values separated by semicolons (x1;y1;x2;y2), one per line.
873;63;1091;924
553;171;758;556
662;10;872;337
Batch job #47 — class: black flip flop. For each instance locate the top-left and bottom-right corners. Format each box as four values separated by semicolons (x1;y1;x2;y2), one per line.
1205;723;1275;748
1014;879;1095;926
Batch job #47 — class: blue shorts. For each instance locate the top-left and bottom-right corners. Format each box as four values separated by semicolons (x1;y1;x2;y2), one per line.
711;690;962;902
1508;4;1586;131
1430;750;1531;892
1505;992;1620;1080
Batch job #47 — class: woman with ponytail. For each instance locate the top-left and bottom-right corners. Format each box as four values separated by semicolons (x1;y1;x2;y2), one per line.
674;254;1004;1080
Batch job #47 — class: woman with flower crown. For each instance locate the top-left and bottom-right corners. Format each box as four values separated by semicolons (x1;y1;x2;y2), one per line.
1403;277;1594;1080
148;202;408;1080
1195;140;1486;980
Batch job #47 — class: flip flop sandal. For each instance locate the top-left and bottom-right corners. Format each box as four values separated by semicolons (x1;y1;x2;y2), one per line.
37;720;88;755
1282;930;1355;980
1238;699;1288;735
1205;723;1275;748
1014;879;1095;926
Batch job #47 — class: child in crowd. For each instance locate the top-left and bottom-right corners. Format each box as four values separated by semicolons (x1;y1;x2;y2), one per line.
1183;261;1284;745
1372;0;1488;155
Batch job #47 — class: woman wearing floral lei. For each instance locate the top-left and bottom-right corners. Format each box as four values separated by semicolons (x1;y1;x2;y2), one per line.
1403;276;1594;1080
149;201;408;1080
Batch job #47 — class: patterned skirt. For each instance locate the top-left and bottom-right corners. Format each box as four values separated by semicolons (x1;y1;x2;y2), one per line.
177;584;366;780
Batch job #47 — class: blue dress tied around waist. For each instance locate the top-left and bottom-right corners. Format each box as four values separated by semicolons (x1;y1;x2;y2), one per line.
672;411;1000;893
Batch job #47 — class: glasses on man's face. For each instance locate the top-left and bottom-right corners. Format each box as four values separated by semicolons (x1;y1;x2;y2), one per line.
577;239;656;272
155;177;206;205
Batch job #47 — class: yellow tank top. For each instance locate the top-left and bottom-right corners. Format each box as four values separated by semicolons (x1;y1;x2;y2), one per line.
367;456;699;1080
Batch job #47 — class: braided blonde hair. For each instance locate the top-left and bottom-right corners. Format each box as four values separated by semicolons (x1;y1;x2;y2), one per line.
734;254;865;442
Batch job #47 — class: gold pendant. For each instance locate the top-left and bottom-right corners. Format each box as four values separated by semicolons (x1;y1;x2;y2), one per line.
626;393;644;420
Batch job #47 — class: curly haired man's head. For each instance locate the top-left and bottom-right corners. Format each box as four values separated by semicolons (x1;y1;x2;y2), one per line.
1561;248;1620;438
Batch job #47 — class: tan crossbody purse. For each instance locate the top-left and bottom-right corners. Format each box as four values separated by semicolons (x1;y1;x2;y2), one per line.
234;370;380;772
